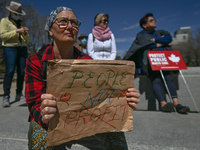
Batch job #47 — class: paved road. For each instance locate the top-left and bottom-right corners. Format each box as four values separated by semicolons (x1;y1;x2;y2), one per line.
0;75;200;150
0;96;200;150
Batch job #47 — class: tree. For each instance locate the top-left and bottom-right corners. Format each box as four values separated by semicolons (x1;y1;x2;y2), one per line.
0;0;7;9
193;30;200;66
23;4;49;54
173;30;200;66
0;1;49;68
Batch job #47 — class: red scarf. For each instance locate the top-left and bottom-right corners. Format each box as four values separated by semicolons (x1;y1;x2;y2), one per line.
92;26;111;41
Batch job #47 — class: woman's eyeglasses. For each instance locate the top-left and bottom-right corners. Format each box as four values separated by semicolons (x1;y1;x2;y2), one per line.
147;19;156;23
54;17;81;29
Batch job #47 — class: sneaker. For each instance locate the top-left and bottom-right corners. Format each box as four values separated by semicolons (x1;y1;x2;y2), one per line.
162;102;174;112
176;104;190;114
15;93;26;102
2;95;10;107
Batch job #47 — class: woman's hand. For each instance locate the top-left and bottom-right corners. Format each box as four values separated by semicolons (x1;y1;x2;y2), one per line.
16;26;29;34
156;43;163;48
40;94;57;124
126;88;140;110
40;88;140;123
150;38;155;42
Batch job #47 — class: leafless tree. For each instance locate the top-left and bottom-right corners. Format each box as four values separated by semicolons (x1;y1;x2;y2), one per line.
0;0;9;20
23;4;49;54
0;1;48;67
193;30;200;66
173;30;200;66
0;0;7;7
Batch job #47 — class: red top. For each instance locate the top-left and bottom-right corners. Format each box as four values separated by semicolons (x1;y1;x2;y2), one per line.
25;44;91;129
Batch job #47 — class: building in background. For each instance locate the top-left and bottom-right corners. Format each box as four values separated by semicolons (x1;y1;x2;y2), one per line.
122;26;192;59
171;26;191;45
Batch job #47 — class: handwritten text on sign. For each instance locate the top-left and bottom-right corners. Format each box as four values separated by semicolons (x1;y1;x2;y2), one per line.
46;60;135;146
60;69;129;131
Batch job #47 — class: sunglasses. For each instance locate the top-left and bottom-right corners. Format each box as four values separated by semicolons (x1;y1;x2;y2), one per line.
101;19;109;23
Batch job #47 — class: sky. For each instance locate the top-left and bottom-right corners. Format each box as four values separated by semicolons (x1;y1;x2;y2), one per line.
23;0;200;57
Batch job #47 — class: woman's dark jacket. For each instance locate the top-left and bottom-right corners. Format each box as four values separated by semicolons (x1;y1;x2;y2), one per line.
123;30;172;74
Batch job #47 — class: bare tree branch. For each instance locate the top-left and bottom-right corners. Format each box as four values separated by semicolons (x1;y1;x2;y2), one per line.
0;0;7;7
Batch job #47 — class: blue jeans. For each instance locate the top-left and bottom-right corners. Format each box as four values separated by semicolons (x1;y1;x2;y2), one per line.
3;46;27;96
148;72;178;103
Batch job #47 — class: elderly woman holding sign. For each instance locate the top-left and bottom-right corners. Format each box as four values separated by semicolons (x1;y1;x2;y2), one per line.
25;7;140;149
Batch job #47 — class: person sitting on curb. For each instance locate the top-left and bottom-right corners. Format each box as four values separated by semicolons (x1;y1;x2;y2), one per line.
123;13;190;114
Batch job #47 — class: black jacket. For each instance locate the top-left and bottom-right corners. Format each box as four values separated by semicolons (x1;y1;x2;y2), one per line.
123;30;172;74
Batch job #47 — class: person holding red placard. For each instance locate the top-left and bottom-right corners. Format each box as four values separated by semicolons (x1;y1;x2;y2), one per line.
123;13;190;114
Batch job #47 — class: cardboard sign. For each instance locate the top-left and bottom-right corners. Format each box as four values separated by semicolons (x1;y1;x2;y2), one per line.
46;59;135;147
148;51;187;70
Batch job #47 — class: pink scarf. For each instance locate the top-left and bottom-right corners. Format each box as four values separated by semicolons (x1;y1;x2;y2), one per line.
92;26;111;41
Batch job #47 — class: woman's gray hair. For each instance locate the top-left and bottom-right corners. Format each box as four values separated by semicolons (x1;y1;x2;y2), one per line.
45;7;72;31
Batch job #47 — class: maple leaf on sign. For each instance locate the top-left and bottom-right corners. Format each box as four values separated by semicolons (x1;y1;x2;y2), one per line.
168;54;180;63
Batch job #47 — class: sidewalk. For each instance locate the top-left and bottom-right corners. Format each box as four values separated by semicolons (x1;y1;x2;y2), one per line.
0;73;18;96
0;98;200;150
0;73;200;150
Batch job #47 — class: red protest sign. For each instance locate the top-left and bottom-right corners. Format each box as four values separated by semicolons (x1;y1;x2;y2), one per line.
147;51;187;70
